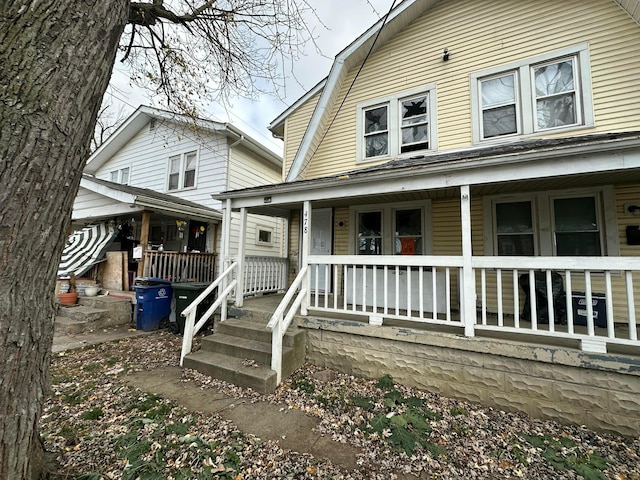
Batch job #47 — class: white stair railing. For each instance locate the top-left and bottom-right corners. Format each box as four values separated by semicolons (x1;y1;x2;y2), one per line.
180;262;238;365
266;266;309;384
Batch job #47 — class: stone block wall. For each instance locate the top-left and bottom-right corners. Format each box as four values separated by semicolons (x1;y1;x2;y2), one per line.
299;316;640;437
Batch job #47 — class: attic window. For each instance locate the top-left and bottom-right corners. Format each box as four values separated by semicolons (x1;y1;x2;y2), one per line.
149;118;156;131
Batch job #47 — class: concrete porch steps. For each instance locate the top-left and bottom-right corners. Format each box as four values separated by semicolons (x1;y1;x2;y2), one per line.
183;313;306;395
55;295;133;335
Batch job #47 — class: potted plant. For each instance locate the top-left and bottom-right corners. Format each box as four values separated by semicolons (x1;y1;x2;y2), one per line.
59;274;79;305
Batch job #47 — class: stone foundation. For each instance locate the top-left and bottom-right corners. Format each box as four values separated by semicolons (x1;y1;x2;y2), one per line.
298;316;640;437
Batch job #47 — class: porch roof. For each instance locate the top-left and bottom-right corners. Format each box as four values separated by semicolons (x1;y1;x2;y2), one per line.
75;175;222;222
215;131;640;214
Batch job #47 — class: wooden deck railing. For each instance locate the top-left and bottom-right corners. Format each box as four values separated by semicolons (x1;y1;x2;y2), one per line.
142;251;216;282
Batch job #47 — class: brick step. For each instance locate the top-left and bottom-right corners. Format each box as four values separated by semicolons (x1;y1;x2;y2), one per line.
183;350;277;394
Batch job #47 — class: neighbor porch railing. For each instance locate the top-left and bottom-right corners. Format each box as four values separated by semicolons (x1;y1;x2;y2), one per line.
180;261;237;365
243;256;288;296
143;251;216;282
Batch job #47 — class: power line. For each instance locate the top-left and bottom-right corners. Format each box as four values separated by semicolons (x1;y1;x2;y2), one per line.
296;0;400;176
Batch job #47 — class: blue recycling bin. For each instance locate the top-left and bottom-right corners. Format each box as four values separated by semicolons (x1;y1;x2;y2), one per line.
134;277;173;331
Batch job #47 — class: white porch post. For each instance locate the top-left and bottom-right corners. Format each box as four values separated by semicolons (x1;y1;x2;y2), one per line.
282;218;290;290
220;199;233;320
220;199;232;272
235;207;247;307
301;201;311;315
460;185;476;337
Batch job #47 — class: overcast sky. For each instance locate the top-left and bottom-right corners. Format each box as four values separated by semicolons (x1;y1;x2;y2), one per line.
106;0;394;154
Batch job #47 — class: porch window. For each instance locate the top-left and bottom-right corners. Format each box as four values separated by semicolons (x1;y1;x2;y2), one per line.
256;226;274;246
395;208;423;255
552;196;601;256
471;44;593;143
485;187;616;257
353;201;432;255
167;150;198;191
495;201;535;255
357;85;436;162
358;211;383;255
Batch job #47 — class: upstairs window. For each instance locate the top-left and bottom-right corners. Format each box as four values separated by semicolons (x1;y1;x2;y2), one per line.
357;85;436;162
364;106;389;158
168;151;197;191
109;167;130;184
472;44;593;143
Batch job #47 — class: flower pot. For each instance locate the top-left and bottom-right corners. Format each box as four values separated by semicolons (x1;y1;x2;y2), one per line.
84;285;100;297
59;292;78;305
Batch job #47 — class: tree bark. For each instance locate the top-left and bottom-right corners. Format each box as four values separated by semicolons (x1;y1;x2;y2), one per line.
0;2;128;479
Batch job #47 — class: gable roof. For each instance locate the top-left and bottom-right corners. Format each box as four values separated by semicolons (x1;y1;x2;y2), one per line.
85;105;281;175
76;174;222;222
278;0;640;182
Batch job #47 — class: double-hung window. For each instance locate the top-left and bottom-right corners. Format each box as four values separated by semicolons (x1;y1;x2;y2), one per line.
353;201;431;256
109;167;130;184
357;85;436;162
484;187;617;257
168;151;197;191
472;44;593;143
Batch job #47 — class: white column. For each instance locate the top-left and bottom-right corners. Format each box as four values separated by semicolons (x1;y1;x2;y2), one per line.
235;207;247;307
301;201;311;315
220;199;232;272
460;185;476;337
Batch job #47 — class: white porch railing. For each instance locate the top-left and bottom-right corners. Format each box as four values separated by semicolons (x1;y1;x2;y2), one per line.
267;266;309;384
472;256;640;353
180;262;237;365
306;255;463;327
143;251;216;282
243;256;288;296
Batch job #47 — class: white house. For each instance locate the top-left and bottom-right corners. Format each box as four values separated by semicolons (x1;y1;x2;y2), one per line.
70;105;287;293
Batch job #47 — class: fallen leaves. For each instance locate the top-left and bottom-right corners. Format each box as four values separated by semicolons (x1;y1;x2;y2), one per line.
41;331;640;480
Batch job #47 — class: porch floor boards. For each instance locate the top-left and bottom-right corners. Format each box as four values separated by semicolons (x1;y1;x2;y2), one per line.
239;293;640;351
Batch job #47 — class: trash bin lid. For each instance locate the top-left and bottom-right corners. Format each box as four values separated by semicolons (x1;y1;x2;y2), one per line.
134;277;172;287
171;282;211;290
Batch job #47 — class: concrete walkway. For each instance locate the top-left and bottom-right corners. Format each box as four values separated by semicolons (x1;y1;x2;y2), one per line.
123;366;361;470
51;325;363;472
52;324;151;353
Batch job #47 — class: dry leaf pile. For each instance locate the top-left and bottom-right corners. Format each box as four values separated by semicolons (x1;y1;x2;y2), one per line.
42;331;640;479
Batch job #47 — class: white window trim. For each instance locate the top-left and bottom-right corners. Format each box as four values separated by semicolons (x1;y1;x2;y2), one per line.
356;84;438;163
255;225;274;246
483;186;618;257
349;199;433;255
167;149;199;192
109;166;131;185
471;43;594;145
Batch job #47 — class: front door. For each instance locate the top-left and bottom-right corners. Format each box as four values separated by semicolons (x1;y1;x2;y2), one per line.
310;208;332;292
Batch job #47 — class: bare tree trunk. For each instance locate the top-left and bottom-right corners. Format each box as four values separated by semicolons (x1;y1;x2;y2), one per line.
0;2;128;478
